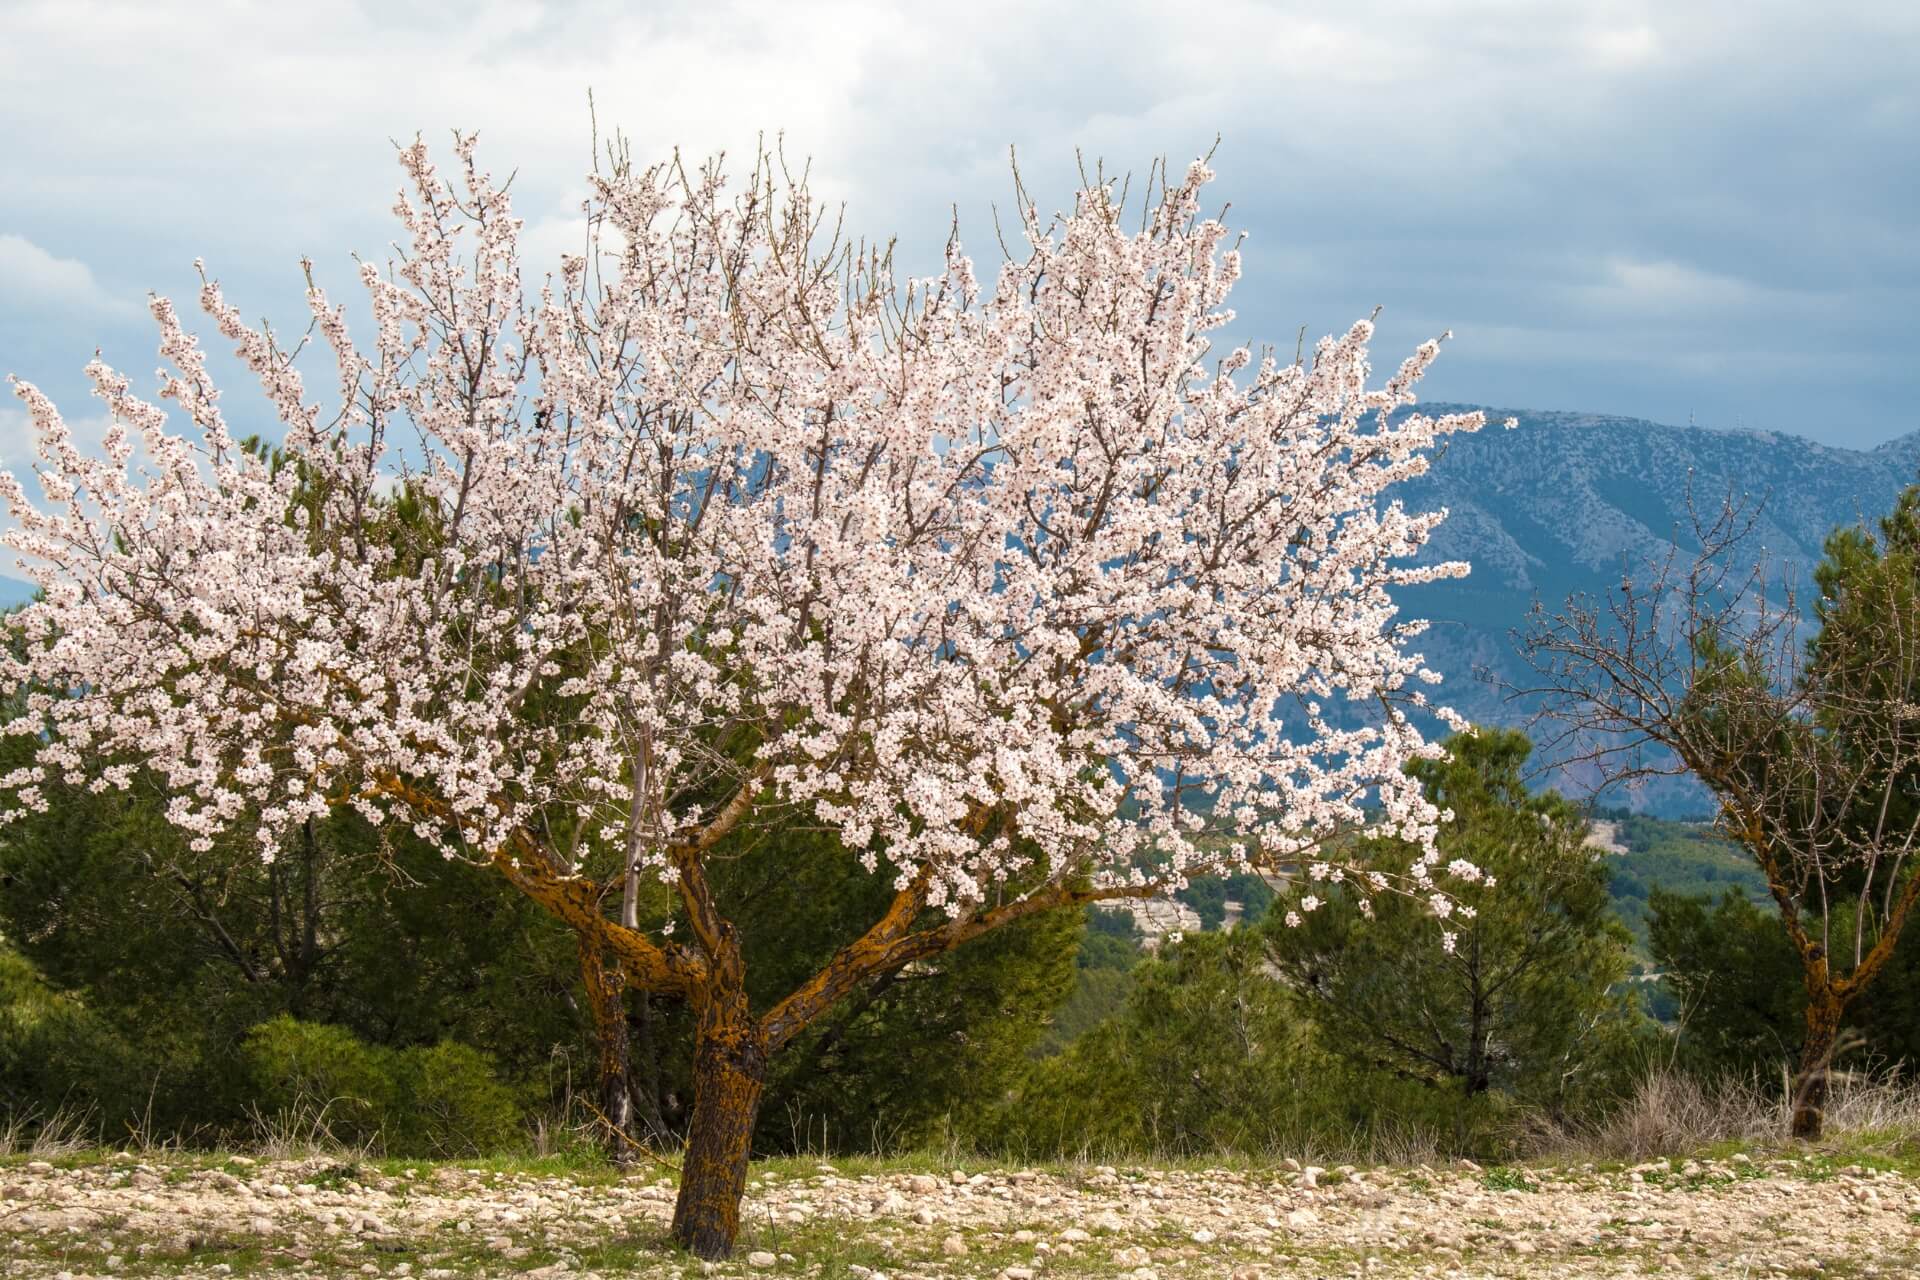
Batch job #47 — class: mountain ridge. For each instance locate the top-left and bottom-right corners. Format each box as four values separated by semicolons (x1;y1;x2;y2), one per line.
1397;403;1919;813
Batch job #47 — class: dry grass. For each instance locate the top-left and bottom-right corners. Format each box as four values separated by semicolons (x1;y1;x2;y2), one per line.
1530;1065;1920;1162
0;1105;95;1158
240;1100;377;1163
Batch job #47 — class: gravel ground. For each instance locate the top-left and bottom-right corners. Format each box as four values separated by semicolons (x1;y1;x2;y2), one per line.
1;1149;1916;1278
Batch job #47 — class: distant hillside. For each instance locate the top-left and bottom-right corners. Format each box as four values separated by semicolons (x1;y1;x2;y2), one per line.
1395;405;1920;814
0;576;33;609
1594;811;1769;953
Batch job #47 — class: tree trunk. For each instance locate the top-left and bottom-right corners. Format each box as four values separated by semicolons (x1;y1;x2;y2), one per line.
1791;988;1842;1140
670;994;768;1259
631;989;670;1141
577;939;638;1153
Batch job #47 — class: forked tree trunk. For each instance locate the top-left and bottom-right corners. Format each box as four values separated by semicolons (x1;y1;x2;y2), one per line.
578;940;639;1152
1791;988;1842;1141
670;992;769;1259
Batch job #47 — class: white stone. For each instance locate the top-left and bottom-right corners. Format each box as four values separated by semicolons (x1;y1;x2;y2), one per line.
942;1232;969;1256
746;1251;776;1269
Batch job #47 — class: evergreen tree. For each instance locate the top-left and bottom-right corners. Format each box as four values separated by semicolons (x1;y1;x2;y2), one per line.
0;762;585;1135
1651;885;1920;1078
1263;729;1644;1117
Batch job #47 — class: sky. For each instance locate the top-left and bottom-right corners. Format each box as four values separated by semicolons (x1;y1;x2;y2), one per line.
0;0;1915;464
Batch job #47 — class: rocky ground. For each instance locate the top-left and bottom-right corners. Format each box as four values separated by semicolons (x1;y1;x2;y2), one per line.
1;1149;1916;1278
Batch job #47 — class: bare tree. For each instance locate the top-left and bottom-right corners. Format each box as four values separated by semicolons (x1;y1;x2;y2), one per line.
1520;492;1920;1138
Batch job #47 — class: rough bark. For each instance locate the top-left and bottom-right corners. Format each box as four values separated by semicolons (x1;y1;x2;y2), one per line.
578;939;639;1154
1792;986;1843;1140
670;991;768;1259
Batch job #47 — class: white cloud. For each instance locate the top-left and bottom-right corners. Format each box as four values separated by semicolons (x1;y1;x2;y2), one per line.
0;233;137;319
1583;22;1661;68
1573;256;1838;320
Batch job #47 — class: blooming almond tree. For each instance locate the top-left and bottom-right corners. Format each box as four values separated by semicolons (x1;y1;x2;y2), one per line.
2;134;1489;1257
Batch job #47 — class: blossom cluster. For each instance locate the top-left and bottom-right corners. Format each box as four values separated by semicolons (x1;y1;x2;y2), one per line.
1;136;1488;920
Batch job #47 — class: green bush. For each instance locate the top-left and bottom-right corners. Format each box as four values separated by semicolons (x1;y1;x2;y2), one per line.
390;1041;525;1157
0;945;150;1134
240;1015;398;1146
980;928;1537;1161
240;1016;525;1156
1650;886;1920;1079
1265;729;1648;1121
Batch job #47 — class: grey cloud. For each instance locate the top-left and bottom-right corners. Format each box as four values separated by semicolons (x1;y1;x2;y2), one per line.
0;0;1913;448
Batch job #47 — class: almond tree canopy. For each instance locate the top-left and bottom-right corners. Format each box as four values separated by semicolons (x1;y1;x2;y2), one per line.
2;134;1489;1256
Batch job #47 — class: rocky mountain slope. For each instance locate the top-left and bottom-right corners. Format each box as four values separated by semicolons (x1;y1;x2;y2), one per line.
1396;406;1920;812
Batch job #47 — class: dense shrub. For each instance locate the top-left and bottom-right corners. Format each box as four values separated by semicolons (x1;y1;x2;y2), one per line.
241;1015;525;1156
1265;729;1648;1118
1651;887;1920;1079
977;929;1523;1159
390;1041;527;1157
0;945;151;1131
240;1016;399;1147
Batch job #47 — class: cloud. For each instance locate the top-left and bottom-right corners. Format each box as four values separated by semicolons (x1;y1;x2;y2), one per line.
0;407;31;473
1574;256;1837;317
1582;22;1661;68
0;234;138;319
0;0;1913;448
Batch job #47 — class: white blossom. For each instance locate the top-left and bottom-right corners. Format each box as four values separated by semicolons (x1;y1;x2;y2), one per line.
0;137;1488;928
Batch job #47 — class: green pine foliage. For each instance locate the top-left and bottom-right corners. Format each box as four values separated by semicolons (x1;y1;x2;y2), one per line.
240;1016;526;1156
0;763;586;1138
1263;729;1648;1116
1650;887;1920;1077
1642;484;1920;1086
706;825;1084;1152
1599;812;1770;949
0;943;151;1128
977;930;1317;1155
0;762;1082;1154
